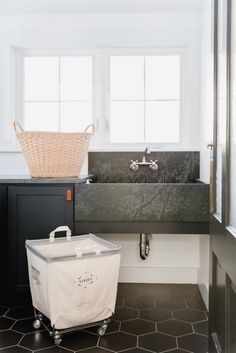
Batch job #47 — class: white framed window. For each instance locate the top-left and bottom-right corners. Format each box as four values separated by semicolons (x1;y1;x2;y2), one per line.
13;47;188;150
24;56;93;132
109;54;181;144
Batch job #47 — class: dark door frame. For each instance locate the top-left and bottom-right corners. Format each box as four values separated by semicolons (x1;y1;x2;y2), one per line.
209;1;236;353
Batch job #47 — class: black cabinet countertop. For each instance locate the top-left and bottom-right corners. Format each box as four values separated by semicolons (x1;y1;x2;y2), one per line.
0;175;91;184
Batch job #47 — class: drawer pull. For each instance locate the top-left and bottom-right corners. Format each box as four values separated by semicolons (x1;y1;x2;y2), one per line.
66;189;72;201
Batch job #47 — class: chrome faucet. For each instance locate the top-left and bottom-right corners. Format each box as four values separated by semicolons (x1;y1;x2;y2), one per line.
130;147;158;171
145;146;151;156
142;147;151;163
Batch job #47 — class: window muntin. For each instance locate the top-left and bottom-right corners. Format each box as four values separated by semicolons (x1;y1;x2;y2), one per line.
109;55;180;144
23;56;93;132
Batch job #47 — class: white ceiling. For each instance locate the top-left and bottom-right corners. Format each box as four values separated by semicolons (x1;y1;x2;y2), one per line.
0;0;204;14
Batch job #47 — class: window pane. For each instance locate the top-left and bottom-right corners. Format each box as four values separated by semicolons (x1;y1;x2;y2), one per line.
60;102;92;132
110;56;144;100
145;101;179;142
229;0;236;228
145;55;180;100
110;102;144;143
24;102;59;131
24;57;59;101
60;57;93;101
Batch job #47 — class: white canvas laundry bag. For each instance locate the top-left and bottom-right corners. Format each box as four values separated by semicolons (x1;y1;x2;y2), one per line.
26;226;121;329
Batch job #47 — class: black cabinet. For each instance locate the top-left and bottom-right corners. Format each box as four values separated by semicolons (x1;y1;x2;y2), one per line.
4;184;74;304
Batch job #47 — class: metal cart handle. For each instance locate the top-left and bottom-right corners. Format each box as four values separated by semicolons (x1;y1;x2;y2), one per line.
49;226;72;243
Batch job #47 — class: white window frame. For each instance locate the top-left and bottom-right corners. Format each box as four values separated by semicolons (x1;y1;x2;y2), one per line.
12;46;189;151
13;48;99;147
102;47;187;150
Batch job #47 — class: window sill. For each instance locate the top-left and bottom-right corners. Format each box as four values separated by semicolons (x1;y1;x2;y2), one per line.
0;143;200;153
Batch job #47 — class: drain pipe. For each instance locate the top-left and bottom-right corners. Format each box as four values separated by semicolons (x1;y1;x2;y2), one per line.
139;233;152;260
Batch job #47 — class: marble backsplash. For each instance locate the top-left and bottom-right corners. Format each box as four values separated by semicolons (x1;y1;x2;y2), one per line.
88;152;200;183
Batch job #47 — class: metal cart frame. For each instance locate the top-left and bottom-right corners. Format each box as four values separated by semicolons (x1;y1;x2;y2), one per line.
33;308;111;345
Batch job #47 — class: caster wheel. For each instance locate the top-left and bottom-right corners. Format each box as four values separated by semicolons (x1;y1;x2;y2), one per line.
54;338;62;346
33;319;41;329
97;324;107;336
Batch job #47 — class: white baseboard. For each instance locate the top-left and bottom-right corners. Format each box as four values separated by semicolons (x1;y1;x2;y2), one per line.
118;266;198;284
198;283;209;310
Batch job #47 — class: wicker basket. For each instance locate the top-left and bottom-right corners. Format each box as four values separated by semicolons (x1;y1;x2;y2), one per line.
13;121;95;178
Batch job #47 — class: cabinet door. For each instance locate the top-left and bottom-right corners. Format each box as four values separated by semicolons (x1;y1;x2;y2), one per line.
7;185;74;303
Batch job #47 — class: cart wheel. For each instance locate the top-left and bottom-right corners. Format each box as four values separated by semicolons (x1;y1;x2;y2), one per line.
33;319;41;329
54;337;62;346
97;324;107;336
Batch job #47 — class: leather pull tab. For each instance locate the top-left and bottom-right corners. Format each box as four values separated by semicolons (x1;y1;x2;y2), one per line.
66;189;72;201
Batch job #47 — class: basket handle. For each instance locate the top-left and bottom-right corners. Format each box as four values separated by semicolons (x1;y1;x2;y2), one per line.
13;121;24;134
49;226;72;243
84;123;95;134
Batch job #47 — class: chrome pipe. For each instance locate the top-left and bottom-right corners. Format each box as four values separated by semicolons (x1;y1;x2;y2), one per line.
139;233;152;260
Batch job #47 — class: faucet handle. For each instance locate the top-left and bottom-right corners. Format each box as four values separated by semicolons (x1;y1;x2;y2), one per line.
149;160;158;171
130;160;139;171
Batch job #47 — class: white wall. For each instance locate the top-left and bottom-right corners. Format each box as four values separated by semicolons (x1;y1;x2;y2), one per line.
99;234;200;284
0;11;202;171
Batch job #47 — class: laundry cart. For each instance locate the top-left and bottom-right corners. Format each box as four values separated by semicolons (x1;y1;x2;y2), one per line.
25;226;121;345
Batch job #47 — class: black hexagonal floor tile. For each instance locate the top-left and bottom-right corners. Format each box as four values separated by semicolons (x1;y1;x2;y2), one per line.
0;347;31;353
121;319;155;335
0;305;9;316
75;348;114;353
114;307;138;321
140;307;172;322
170;285;201;299
178;333;208;353
120;349;153;353
173;309;206;323
138;284;156;297
60;331;98;351
187;298;207;311
6;306;34;320
139;332;177;353
193;320;208;336
117;284;139;299
0;316;15;331
125;297;155;310
99;331;137;351
165;348;193;353
0;330;22;349
0;284;208;353
157;319;192;336
20;331;54;351
157;298;186;310
155;291;172;300
34;347;72;353
116;296;124;307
